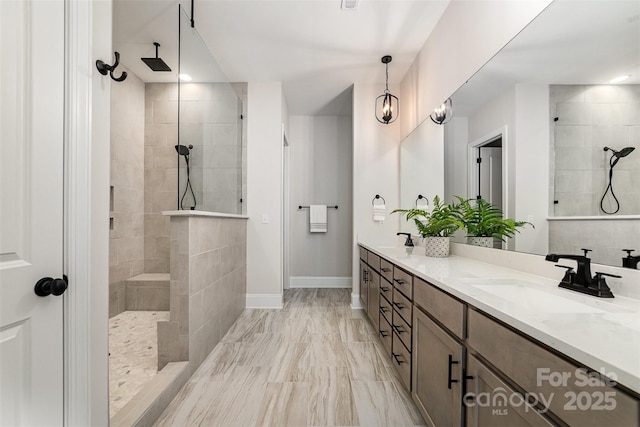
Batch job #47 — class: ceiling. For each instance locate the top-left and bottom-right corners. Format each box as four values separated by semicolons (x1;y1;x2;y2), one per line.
113;0;450;115
450;0;640;116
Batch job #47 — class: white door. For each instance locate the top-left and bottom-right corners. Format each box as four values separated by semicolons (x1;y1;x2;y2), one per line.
0;0;65;425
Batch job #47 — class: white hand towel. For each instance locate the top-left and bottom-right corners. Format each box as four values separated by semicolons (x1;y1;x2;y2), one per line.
310;205;327;233
373;204;386;222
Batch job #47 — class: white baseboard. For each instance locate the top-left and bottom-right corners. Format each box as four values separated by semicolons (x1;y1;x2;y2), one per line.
245;293;283;309
350;292;363;309
289;276;351;288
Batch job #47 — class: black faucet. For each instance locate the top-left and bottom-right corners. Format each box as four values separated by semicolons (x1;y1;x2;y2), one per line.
622;249;640;269
545;249;619;298
397;232;414;247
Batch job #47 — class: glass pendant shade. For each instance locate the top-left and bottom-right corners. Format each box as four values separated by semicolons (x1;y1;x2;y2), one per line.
375;55;399;124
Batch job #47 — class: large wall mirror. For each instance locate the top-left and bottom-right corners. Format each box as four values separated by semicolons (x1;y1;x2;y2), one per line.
401;0;639;267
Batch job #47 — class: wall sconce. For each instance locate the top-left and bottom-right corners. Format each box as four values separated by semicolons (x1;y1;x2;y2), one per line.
375;55;399;124
430;98;452;125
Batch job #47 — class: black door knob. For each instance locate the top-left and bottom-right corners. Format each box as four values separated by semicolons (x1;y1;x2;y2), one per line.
34;276;68;297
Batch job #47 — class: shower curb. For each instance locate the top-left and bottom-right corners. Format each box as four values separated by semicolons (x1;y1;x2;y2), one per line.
110;361;190;427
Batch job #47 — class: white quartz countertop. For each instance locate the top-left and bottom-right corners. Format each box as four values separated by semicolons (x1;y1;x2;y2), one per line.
359;241;640;395
163;210;249;219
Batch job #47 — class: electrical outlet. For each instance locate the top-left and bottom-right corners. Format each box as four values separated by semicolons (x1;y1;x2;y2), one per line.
262;214;269;224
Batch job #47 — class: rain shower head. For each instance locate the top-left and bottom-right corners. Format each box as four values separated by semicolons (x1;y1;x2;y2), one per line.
141;42;172;72
175;144;193;156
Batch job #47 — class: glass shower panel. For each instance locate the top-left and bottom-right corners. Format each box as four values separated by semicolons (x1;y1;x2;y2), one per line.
177;6;244;214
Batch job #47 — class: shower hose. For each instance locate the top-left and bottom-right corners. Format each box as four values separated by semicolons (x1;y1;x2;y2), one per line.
181;157;197;210
600;156;620;215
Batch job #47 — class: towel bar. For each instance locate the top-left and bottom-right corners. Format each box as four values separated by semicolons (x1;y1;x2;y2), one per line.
298;205;338;210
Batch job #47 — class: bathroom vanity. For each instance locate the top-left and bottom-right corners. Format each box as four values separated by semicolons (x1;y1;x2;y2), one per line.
358;243;640;427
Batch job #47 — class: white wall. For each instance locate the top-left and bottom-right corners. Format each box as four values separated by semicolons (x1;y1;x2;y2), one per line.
399;0;553;139
289;116;353;285
514;84;549;254
352;83;401;305
246;82;285;308
446;84;550;254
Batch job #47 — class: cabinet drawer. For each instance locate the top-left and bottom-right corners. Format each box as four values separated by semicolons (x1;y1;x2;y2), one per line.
466;354;555;427
379;316;392;358
467;309;640;427
414;277;465;339
392;332;411;391
359;246;367;261
379;292;392;325
392;310;412;352
380;258;394;283
367;252;380;272
392;288;412;326
392;267;413;299
379;279;393;300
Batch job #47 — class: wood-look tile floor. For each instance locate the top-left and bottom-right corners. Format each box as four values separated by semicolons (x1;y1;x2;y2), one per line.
154;288;426;427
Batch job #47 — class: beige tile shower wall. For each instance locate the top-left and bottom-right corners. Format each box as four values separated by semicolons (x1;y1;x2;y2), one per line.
158;216;247;373
144;84;179;273
180;83;244;214
109;67;145;318
551;85;640;216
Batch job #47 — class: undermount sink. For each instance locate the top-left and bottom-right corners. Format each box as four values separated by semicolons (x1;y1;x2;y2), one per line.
471;284;606;314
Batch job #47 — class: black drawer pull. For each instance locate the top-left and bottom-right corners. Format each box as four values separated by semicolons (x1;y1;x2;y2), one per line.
381;267;391;273
394;278;405;285
393;302;405;310
392;324;405;334
392;353;406;365
379;330;389;338
379;307;389;314
380;286;390;293
448;354;459;389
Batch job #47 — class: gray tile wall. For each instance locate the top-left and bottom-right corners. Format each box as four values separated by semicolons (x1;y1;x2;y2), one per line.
179;83;244;214
551;85;640;216
158;216;247;373
144;83;179;273
549;219;640;267
109;67;146;318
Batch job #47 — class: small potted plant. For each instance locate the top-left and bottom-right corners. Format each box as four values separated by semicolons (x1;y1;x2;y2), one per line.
392;196;461;257
455;196;533;247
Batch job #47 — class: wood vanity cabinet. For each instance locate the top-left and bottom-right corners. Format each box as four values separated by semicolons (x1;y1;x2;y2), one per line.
357;245;640;427
467;309;640;427
359;260;368;311
413;307;465;427
367;265;380;332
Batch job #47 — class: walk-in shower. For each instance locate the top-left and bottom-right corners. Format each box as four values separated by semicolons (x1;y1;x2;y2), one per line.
600;146;635;214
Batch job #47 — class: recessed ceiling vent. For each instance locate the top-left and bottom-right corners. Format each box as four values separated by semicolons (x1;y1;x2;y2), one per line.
341;0;359;10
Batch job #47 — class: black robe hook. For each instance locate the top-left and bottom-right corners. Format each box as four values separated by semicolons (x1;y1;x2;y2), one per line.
96;51;127;82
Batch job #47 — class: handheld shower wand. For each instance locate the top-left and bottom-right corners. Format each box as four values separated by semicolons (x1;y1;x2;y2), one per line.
600;146;635;214
175;144;196;210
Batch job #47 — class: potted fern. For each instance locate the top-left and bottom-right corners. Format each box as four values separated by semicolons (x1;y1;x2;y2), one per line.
455;197;533;247
392;196;462;257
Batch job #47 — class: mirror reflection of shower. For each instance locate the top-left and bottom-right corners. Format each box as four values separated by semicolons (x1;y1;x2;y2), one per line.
175;144;196;210
600;146;635;214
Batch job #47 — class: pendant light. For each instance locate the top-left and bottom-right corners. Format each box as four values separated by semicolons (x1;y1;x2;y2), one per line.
375;55;399;124
430;98;453;125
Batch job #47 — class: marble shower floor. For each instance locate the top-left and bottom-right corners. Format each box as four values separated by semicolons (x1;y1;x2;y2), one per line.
154;288;426;427
109;310;170;418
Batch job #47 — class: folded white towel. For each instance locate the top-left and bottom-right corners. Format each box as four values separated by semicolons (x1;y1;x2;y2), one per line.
373;204;386;222
310;205;327;233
